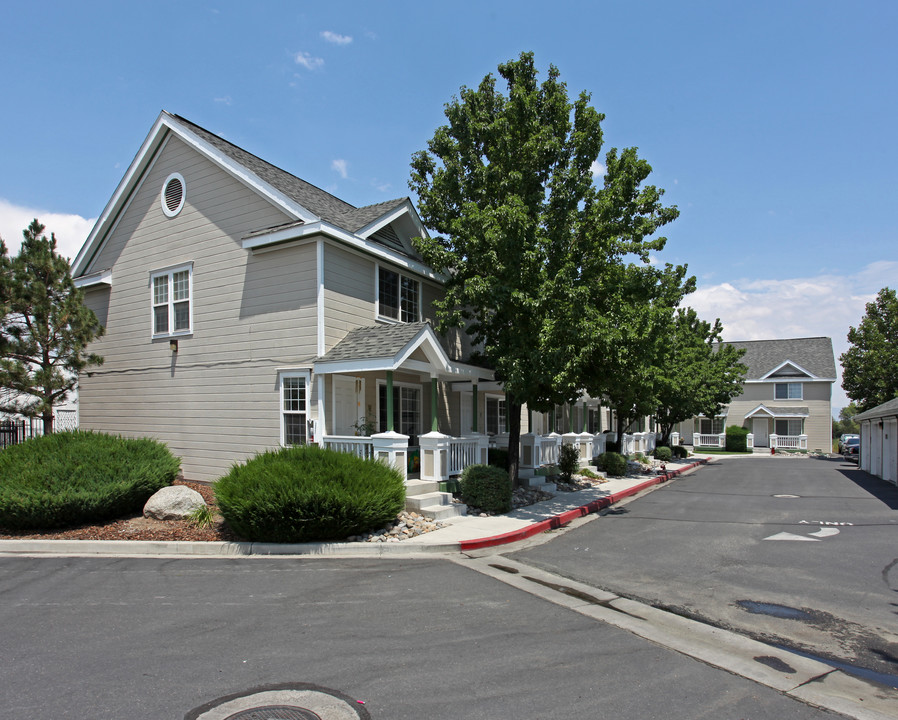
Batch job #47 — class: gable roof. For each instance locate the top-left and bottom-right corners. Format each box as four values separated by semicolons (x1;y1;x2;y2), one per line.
720;337;836;381
72;111;429;278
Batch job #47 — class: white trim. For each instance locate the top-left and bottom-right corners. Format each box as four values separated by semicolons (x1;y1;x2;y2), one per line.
316;238;325;357
73;269;112;288
149;262;194;338
744;378;835;383
278;369;312;446
243;221;442;281
774;381;803;400
759;360;819;380
744;404;810;419
160;172;186;217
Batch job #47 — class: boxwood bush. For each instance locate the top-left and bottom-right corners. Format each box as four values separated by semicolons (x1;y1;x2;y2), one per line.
598;451;627;477
653;445;673;461
726;425;750;452
558;443;580;482
0;430;180;530
671;445;689;459
214;445;405;543
459;464;512;513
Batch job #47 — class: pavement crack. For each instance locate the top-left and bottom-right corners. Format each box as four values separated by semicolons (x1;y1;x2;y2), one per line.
790;667;839;691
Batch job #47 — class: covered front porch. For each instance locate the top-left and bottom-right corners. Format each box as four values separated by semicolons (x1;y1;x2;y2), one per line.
745;404;809;450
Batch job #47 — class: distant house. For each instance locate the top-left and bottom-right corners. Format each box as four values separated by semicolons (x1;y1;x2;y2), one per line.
679;337;836;452
854;399;898;485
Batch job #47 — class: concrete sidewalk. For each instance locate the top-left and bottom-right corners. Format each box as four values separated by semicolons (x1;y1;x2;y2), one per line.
0;459;711;558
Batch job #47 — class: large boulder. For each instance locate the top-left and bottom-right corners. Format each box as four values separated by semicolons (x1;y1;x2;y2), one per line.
143;485;205;520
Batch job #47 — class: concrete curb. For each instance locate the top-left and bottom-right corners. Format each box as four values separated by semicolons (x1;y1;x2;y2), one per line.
0;458;711;559
459;458;710;551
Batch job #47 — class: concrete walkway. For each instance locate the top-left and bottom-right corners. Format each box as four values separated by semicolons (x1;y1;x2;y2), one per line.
0;459;710;558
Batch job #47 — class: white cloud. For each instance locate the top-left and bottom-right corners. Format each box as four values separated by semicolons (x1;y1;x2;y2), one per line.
685;261;898;415
295;51;324;70
331;159;349;179
590;160;606;177
321;30;352;45
213;95;233;105
0;198;95;262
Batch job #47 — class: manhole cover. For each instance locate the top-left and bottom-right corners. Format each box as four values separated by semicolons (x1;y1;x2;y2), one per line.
226;707;321;720
186;684;369;720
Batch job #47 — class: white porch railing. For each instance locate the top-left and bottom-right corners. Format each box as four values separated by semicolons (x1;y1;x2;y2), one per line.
322;435;374;460
540;433;561;465
770;434;808;450
693;433;725;448
447;436;484;476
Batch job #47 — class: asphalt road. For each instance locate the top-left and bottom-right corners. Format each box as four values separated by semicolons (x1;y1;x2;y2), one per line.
0;555;847;719
510;455;898;682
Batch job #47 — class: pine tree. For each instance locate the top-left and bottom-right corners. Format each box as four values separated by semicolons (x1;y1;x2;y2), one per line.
0;219;104;433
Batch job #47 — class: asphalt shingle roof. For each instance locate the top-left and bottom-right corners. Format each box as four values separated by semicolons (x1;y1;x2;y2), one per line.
319;322;431;362
169;113;408;235
855;397;898;421
720;337;836;380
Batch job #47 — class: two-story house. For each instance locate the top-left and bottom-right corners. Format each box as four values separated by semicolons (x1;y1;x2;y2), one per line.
679;337;836;452
72;112;500;490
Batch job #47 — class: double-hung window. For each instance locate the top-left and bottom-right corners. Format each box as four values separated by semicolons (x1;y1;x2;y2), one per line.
774;382;802;400
775;418;803;437
280;372;309;446
151;264;192;336
486;396;507;435
378;266;420;322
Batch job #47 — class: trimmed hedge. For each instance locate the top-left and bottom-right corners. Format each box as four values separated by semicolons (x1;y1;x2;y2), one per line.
671;445;689;459
726;425;749;452
459;464;512;513
0;430;180;530
598;451;627;477
653;445;673;461
214;445;405;543
488;447;509;470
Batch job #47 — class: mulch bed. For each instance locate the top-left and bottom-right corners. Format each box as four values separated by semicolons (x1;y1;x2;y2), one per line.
0;480;240;542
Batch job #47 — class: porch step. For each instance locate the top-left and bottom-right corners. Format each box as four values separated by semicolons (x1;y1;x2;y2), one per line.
405;479;441;495
404;490;467;520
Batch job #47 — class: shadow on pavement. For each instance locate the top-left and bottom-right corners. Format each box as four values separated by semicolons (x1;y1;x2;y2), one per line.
836;464;898;510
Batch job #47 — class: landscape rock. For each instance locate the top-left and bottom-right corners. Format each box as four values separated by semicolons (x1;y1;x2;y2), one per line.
143;485;206;520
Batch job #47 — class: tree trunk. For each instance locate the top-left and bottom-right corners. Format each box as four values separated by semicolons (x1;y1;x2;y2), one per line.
507;399;522;487
42;409;54;435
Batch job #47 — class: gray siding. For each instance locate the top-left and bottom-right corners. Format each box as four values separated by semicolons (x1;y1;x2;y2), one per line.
79;133;320;481
322;243;376;351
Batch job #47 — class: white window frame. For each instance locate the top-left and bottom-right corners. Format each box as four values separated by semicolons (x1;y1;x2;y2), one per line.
279;370;311;446
376;379;421;437
775;418;804;437
150;263;193;338
486;395;507;436
774;382;803;400
376;263;421;323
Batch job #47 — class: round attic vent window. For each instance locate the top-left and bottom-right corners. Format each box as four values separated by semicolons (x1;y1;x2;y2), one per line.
161;172;186;217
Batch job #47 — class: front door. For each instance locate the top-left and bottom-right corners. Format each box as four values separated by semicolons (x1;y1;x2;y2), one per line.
753;417;769;447
332;376;365;436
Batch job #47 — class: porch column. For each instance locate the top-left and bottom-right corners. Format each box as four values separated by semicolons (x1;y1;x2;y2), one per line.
578;401;593;467
581;402;587;433
430;377;439;432
472;383;478;433
386;370;394;432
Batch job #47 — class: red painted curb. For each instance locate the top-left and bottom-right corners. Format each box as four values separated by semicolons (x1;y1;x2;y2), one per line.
459;458;709;552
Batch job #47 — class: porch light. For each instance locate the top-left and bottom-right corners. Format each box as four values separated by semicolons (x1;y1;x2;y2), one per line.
169;339;179;352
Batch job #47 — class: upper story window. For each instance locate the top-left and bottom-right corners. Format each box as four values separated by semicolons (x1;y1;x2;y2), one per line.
151;264;193;337
775;382;802;400
378;266;420;322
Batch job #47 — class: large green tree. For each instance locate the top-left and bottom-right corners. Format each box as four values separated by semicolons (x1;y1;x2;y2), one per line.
652;309;746;446
0;219;104;433
410;52;679;479
840;287;898;412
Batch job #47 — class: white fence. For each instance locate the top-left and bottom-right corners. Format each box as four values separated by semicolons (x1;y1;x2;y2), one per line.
322;436;374;460
447;436;482;476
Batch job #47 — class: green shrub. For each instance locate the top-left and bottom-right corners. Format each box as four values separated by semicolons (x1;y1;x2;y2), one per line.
214;445;405;543
653;445;673;461
725;425;749;452
459;464;512;513
488;447;509;470
671;445;689;459
0;430;179;530
558;443;580;482
598;452;627;477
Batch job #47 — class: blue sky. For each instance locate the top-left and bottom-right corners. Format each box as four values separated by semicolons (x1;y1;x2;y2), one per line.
2;0;896;414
